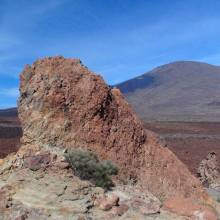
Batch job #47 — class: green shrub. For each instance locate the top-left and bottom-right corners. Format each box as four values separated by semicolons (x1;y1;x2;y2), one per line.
65;149;118;190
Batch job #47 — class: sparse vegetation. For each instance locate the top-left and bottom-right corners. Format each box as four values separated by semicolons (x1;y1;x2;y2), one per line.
65;149;118;190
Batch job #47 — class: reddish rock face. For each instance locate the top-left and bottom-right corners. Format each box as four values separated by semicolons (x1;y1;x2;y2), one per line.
18;56;207;201
162;196;218;220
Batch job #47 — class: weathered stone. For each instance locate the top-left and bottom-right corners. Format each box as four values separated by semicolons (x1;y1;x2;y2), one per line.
0;192;9;209
18;56;207;201
0;159;4;166
111;203;129;216
131;197;160;215
14;213;28;220
77;215;86;220
99;201;114;211
108;194;120;206
0;165;217;220
197;152;220;187
0;185;14;211
162;196;217;220
54;161;70;169
98;194;119;211
139;202;160;215
24;153;51;171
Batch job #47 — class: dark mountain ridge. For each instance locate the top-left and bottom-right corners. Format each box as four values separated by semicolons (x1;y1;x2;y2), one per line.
117;61;220;121
1;61;220;122
0;108;18;117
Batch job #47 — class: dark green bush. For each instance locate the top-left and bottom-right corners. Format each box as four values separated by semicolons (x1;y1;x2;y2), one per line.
65;149;118;190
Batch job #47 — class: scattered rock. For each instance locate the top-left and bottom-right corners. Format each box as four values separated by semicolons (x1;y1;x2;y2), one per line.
98;194;119;211
197;152;220;187
24;153;51;171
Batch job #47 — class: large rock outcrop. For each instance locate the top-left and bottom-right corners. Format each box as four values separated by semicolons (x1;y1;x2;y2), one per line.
18;56;206;201
198;152;220;188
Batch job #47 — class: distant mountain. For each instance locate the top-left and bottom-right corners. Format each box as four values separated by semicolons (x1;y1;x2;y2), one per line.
117;61;220;122
0;108;18;117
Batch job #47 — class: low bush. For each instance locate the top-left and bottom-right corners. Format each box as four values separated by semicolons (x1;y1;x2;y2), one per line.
65;149;118;190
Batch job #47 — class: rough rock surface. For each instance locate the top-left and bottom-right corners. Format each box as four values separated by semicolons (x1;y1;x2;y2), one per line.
198;152;220;188
1;56;220;219
0;152;188;220
18;56;206;201
162;196;218;220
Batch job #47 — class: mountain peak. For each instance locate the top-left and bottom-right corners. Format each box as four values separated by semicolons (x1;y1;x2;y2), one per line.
117;61;220;121
149;60;219;74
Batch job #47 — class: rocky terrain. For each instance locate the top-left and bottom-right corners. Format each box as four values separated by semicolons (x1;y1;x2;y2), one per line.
0;56;219;219
197;152;220;188
0;152;188;220
117;61;220;122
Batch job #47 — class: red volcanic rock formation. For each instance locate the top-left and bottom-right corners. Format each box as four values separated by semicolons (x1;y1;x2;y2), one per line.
18;56;207;201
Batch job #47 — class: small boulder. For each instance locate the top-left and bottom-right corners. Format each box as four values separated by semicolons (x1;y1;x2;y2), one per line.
197;152;220;187
54;161;70;169
24;153;51;171
98;194;120;211
0;159;4;166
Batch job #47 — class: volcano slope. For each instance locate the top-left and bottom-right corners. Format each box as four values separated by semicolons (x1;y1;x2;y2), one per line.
117;61;220;122
0;56;218;219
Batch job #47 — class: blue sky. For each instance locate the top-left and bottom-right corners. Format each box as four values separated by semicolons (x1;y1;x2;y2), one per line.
1;0;220;108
